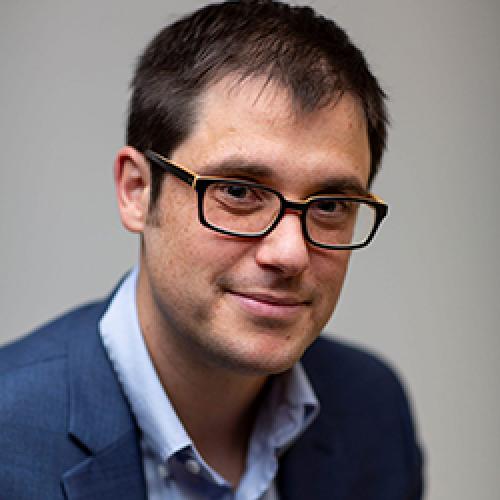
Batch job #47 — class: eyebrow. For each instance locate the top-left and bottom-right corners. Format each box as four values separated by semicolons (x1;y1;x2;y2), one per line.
198;157;370;197
198;158;275;179
313;177;370;197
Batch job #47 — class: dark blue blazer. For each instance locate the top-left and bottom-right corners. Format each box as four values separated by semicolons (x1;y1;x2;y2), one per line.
0;295;423;499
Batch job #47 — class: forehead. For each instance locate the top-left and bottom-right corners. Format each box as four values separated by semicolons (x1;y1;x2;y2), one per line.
171;75;371;193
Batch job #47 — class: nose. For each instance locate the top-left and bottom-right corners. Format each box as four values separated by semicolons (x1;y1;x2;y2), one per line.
254;211;310;277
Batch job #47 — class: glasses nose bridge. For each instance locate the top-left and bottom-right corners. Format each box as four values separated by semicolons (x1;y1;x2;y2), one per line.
268;197;308;240
281;197;308;216
263;197;309;254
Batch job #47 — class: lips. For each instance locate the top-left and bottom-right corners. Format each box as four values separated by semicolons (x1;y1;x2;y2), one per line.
232;291;309;306
227;290;311;321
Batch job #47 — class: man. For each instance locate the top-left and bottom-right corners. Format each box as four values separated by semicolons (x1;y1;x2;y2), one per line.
0;1;423;499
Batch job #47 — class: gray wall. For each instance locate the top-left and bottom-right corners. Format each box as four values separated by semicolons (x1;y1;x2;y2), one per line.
1;1;499;498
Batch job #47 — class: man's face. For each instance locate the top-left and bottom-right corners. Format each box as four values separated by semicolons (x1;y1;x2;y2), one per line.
140;77;370;376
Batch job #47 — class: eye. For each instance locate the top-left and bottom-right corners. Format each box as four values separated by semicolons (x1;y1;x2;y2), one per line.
308;198;355;226
225;184;252;200
207;181;270;215
313;199;349;216
215;183;262;203
315;199;339;213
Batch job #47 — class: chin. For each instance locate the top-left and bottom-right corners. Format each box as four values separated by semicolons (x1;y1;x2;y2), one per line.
209;334;313;376
219;355;298;377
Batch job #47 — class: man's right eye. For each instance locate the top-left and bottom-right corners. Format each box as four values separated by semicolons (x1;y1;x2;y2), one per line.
224;184;250;200
210;183;265;212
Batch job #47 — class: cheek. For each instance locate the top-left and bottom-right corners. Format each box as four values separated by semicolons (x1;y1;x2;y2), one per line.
145;201;246;296
143;225;211;327
313;252;351;314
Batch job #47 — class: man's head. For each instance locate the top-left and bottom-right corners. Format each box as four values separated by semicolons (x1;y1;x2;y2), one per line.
115;0;387;377
126;0;388;210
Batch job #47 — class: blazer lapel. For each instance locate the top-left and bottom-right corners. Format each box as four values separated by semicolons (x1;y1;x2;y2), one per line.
61;302;146;499
62;429;146;500
278;415;344;500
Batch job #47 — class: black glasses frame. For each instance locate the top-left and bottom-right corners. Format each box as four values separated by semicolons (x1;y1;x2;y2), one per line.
145;150;388;250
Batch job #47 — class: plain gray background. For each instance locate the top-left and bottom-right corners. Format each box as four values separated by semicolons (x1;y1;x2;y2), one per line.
1;1;499;498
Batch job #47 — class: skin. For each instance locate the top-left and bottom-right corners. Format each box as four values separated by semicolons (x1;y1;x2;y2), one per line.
114;76;371;485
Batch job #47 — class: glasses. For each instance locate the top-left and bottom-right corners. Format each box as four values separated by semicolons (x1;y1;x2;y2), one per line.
145;150;388;250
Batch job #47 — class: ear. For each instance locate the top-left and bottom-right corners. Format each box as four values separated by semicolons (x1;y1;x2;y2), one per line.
113;146;151;233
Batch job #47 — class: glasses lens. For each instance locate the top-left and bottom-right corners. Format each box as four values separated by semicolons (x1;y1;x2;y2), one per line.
203;181;281;235
306;198;377;247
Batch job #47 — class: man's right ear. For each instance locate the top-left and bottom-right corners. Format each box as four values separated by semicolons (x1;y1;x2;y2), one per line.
114;146;151;233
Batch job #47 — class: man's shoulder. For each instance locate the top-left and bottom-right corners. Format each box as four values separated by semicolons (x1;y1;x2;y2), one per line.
284;336;424;498
0;299;108;376
303;334;404;384
0;295;145;499
0;299;110;429
302;335;412;414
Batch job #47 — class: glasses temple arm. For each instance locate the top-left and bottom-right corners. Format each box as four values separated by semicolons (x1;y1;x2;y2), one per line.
145;150;196;187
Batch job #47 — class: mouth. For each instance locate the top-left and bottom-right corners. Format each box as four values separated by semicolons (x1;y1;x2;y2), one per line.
227;290;311;321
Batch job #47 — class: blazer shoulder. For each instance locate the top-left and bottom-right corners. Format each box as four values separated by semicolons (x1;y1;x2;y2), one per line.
302;335;413;415
0;299;108;375
0;300;109;431
282;337;424;498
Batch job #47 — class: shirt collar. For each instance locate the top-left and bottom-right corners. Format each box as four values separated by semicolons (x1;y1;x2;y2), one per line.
250;362;319;457
99;266;319;468
99;267;190;461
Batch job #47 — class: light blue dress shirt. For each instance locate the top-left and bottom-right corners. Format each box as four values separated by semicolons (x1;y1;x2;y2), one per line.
99;267;319;500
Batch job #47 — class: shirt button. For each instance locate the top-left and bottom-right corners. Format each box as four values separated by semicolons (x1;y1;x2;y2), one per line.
158;463;169;479
185;458;201;475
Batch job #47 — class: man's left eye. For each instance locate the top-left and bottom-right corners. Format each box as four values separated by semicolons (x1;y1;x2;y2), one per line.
316;200;338;213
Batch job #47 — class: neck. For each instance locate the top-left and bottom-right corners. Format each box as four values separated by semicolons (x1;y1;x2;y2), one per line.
136;268;269;486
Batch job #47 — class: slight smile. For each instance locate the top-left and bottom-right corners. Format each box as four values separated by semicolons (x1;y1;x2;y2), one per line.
227;291;311;321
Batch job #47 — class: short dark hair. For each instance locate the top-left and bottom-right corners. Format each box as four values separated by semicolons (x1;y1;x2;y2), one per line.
126;0;388;208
